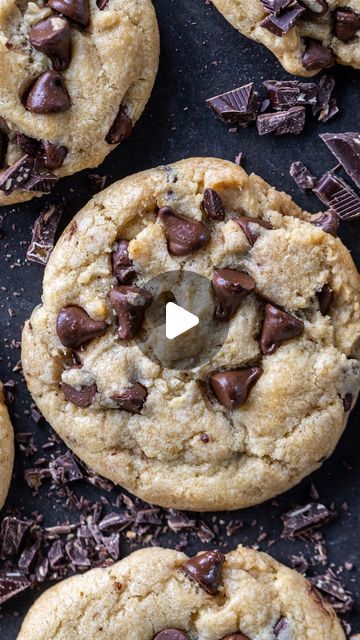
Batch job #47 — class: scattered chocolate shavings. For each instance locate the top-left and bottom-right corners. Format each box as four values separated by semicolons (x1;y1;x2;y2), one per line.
0;571;31;604
282;502;336;538
257;106;306;136
313;171;360;220
290;161;317;192
0;517;30;558
310;570;354;614
49;452;83;484
26;204;63;265
206;83;260;126
320;132;360;189
264;80;318;110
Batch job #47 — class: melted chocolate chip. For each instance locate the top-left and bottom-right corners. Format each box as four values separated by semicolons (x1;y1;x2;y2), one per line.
25;71;71;114
260;304;304;355
112;383;147;414
343;393;353;412
320;132;360;190
206;83;260;126
334;8;360;42
106;105;133;144
29;16;71;71
303;39;334;70
261;4;305;35
212;268;255;321
257;106;306;136
0;130;8;169
62;379;97;408
0;155;58;195
203;188;225;221
313;172;360;220
17;133;67;170
158;207;210;256
181;550;225;594
111;241;137;284
311;209;339;236
109;286;153;339
317;284;333;316
234;215;273;245
56;306;108;348
154;632;188;640
210;368;263;410
48;0;90;26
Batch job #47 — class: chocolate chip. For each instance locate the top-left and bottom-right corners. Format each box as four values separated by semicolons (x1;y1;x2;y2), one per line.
343;393;353;412
212;268;255;321
320;132;360;190
106;105;133;144
264;80;318;110
206;83;260;126
234;215;273;245
290;161;317;192
25;71;71;114
56;306;108;348
317;284;333;316
298;0;328;19
210;367;263;410
154;631;188;640
260;304;304;355
109;286;153;339
303;39;334;70
0;155;58;195
17;133;67;170
257;106;306;136
181;550;225;594
203;188;225;221
29;16;71;70
48;0;90;26
0;572;30;605
112;383;148;414
313;172;360;220
311;209;339;236
261;4;305;36
282;502;336;537
0;130;8;169
62;380;97;408
111;240;137;284
334;8;360;42
27;204;63;265
158;207;210;256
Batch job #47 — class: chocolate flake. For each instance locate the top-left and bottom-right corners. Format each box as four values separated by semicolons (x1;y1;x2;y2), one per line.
290;161;317;192
206;83;260;126
49;451;83;484
0;517;30;558
27;205;63;265
264;80;318;110
313;171;360;220
234;215;272;245
282;502;336;538
257;106;306;136
320;132;360;189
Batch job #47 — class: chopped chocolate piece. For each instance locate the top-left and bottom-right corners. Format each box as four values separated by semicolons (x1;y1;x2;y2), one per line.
154;631;188;640
312;75;336;120
290;161;317;192
317;284;333;315
311;209;339;236
212;268;255;321
48;540;65;568
261;4;305;36
98;512;133;532
210;367;263;410
101;532;120;560
17;133;67;169
234;215;273;245
206;83;260;126
49;451;84;483
0;129;8;168
112;383;148;414
109;286;153;339
264;80;318;110
313;172;360;220
29;16;71;71
257;106;306;136
334;8;360;42
158;207;210;256
203;188;225;221
97;0;109;8
260;0;295;12
343;393;353;412
298;0;328;19
260;304;304;355
181;550;225;595
18;170;58;193
25;71;71;114
310;571;354;613
65;539;91;568
106;105;133;144
167;512;196;532
62;380;97;408
111;240;137;284
27;204;63;265
319;99;338;123
135;508;162;525
282;502;336;537
18;537;41;572
0;571;30;605
303;39;334;70
56;306;108;348
0;155;43;195
48;0;90;26
274;618;289;637
0;517;30;558
320;132;360;189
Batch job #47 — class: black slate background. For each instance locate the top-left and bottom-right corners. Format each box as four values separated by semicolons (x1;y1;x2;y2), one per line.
0;0;360;637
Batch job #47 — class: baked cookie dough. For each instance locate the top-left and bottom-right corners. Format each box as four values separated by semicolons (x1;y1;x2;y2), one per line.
0;382;14;509
22;157;360;511
17;545;345;639
0;0;159;205
211;0;360;76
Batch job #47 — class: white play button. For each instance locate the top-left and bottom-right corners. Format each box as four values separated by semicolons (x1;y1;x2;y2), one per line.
165;302;199;340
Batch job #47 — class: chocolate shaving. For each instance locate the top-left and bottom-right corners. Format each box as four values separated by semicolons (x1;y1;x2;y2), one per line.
282;502;336;538
313;171;360;220
26;205;63;265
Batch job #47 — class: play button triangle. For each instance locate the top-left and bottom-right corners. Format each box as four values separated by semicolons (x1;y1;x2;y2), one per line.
165;301;199;340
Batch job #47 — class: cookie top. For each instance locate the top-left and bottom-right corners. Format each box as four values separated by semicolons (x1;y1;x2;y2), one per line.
0;0;159;205
0;382;14;509
22;157;360;511
17;545;345;639
211;0;360;76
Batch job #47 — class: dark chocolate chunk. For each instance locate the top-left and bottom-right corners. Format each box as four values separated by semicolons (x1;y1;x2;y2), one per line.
303;39;334;70
17;132;41;157
203;188;225;221
29;16;71;70
317;284;333;315
49;451;84;482
0;155;58;195
18;538;41;572
65;539;91;567
206;83;260;126
274;618;289;636
313;172;360;220
334;8;360;42
257;106;305;136
109;286;153;339
111;240;137;284
0;518;30;559
210;367;263;410
260;304;304;355
234;215;273;245
181;550;225;594
0;571;30;605
158;206;210;256
313;75;337;122
27;204;63;265
343;393;353;412
290;161;317;192
298;0;328;19
260;0;296;13
282;502;336;537
56;306;108;348
320;132;360;189
98;512;133;532
112;383;148;414
311;209;339;236
97;0;109;8
264;80;318;110
154;631;188;640
106;105;133;144
25;71;71;113
17;133;67;169
0;129;8;169
261;4;305;36
310;571;354;613
48;0;90;26
212;268;255;321
62;380;97;407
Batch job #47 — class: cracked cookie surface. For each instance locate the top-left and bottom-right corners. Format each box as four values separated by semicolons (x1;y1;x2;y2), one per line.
22;157;360;511
0;382;14;509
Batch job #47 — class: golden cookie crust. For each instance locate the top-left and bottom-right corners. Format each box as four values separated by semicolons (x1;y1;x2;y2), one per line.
0;382;14;509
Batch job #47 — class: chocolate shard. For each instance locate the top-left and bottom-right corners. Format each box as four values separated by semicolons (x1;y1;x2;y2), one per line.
310;571;354;613
112;383;148;414
260;303;304;355
263;80;318;110
303;39;334;71
62;380;97;407
320;132;360;190
313;172;360;220
312;75;337;122
282;502;336;537
29;16;71;70
334;8;360;42
97;0;109;8
0;155;58;195
290;161;317;192
158;206;210;256
257;106;306;136
261;4;305;36
111;240;137;284
181;550;225;594
0;130;8;169
154;631;189;640
109;286;153;340
212;268;255;321
56;306;109;348
49;451;83;482
98;512;133;532
17;133;67;169
25;71;71;114
206;83;260;126
0;517;30;559
234;215;273;245
274;618;289;637
221;635;250;640
298;0;328;18
106;105;133;144
317;283;333;316
48;540;65;568
0;571;30;605
210;367;263;410
260;0;296;13
27;204;63;265
203;188;225;221
311;209;339;236
48;0;90;26
343;393;353;412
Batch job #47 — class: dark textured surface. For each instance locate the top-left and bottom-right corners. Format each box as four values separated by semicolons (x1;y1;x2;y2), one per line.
0;0;360;637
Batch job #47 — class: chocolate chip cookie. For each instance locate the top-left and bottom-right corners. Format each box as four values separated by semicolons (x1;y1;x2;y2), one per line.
211;0;360;76
0;0;159;205
0;383;14;509
22;157;360;511
17;545;345;639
